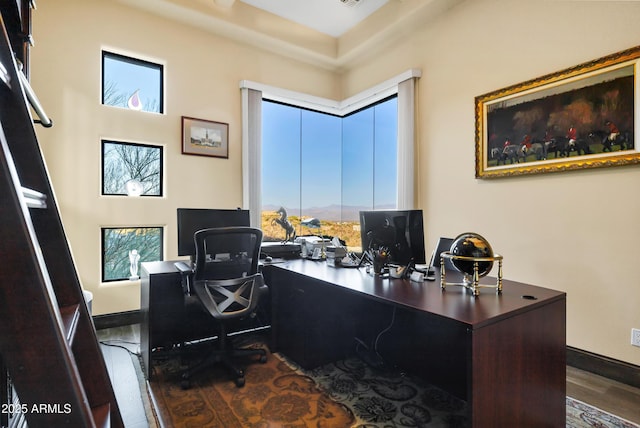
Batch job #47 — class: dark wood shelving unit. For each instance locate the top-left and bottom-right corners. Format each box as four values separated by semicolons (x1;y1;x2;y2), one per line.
0;2;123;426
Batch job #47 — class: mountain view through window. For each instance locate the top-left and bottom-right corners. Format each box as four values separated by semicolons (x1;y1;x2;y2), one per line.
261;97;398;248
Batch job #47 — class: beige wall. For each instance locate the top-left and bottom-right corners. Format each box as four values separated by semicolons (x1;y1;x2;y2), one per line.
31;0;337;315
342;1;640;366
31;0;640;366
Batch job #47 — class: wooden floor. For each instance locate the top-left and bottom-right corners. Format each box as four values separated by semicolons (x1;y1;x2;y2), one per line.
97;324;640;427
96;324;158;428
567;365;640;425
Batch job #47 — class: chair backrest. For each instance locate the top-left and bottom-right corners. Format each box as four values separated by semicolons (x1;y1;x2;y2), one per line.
191;227;265;320
194;273;265;320
193;227;262;282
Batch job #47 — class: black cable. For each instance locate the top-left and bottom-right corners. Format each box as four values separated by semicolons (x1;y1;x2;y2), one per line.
373;306;397;358
99;340;141;357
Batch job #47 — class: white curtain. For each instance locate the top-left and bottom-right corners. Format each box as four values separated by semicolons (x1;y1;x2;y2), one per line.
396;77;417;210
241;87;262;228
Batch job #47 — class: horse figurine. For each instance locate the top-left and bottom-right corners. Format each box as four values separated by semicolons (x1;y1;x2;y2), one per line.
271;207;296;243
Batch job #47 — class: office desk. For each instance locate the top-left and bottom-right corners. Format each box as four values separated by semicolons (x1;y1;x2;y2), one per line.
269;259;566;427
140;261;270;380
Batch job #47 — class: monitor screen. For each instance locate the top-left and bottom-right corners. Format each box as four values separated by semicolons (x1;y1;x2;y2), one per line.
359;209;426;266
177;208;250;257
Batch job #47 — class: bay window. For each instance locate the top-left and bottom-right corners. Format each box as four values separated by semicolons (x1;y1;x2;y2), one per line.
241;70;420;249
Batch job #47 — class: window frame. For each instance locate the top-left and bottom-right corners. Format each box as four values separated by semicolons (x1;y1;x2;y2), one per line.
101;226;164;282
101;139;164;197
240;70;420;228
101;50;165;114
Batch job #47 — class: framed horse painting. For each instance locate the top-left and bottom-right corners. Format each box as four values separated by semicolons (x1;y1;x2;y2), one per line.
475;45;640;178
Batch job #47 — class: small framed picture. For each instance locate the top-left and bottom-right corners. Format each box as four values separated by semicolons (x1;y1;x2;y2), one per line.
181;116;229;158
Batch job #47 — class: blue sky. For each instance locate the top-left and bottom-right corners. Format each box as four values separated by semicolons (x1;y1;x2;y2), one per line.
262;97;397;219
103;54;397;219
103;53;162;112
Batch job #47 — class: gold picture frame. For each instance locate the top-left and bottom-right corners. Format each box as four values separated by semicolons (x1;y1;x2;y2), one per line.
181;116;229;158
475;46;640;178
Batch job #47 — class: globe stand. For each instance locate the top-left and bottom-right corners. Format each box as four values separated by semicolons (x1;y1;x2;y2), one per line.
440;252;503;296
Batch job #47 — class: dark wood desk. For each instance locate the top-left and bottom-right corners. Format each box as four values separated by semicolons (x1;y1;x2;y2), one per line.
269;259;566;427
140;261;270;380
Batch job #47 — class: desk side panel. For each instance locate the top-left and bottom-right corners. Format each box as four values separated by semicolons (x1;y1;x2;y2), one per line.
140;265;151;379
470;297;566;427
270;268;358;369
141;263;190;380
379;308;470;400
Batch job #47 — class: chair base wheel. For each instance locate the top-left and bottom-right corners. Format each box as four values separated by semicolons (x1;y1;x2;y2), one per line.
180;346;267;389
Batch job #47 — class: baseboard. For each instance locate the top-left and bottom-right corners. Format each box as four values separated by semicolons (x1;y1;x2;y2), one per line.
93;310;142;330
567;346;640;389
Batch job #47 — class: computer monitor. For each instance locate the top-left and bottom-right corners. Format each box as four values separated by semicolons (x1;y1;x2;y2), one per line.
177;208;250;258
359;209;426;266
429;237;455;271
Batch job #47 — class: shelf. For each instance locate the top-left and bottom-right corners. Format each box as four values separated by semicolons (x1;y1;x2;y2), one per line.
92;403;111;428
0;59;10;88
59;304;80;345
21;186;46;209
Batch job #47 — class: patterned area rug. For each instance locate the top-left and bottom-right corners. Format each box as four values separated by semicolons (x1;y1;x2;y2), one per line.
147;340;638;427
148;343;355;427
566;397;640;428
299;356;468;427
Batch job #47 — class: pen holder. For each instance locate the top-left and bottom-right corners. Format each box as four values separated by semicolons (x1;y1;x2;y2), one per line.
371;248;389;275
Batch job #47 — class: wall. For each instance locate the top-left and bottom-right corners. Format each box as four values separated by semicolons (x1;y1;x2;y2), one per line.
342;0;640;366
30;0;640;366
31;0;337;315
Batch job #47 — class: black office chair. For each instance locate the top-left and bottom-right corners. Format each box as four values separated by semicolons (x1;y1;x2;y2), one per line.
181;226;268;388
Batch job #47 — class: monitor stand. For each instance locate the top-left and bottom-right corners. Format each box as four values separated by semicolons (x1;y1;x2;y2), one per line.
260;241;301;259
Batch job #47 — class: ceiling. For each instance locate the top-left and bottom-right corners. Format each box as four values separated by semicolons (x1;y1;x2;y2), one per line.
117;0;462;71
237;0;389;37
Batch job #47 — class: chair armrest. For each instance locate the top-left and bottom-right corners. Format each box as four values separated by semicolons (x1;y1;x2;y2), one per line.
174;261;193;273
174;261;194;295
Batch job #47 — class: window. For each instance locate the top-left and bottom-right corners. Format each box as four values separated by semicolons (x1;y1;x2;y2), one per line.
102;140;163;196
261;97;398;248
102;51;163;113
342;97;398;216
101;227;163;282
241;71;420;244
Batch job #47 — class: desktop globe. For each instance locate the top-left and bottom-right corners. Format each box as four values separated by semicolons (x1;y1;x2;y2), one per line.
441;233;503;296
449;232;494;277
